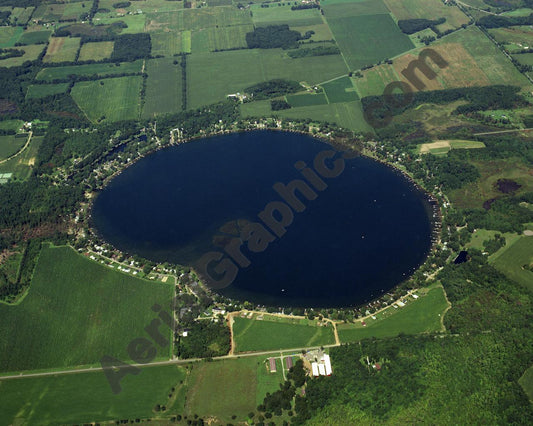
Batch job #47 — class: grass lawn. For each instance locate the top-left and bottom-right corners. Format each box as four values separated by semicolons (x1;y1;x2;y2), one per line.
492;236;533;292
43;37;81;63
26;83;70;100
78;41;114;61
0;119;23;133
142;58;183;118
0;134;27;161
36;60;143;81
337;284;449;343
519;365;533;402
233;316;335;352
71;76;143;123
183;356;283;422
326;13;414;70
322;76;359;103
0;245;174;373
0;365;186;424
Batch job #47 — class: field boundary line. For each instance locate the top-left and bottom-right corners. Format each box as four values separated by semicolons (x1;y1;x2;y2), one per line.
0;131;32;165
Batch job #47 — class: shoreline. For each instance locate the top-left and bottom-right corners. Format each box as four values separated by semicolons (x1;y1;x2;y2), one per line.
84;125;443;312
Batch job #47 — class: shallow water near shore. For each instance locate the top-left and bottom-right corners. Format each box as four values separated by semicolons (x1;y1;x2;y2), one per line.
92;130;433;307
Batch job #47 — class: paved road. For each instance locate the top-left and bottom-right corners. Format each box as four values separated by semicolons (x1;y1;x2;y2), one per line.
0;344;339;381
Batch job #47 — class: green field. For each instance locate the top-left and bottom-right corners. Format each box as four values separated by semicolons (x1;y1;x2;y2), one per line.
78;41;114;61
489;26;533;53
519;365;533;402
354;63;399;97
147;7;252;32
437;26;532;89
71;76;143;123
0;134;27;161
43;37;81;63
337;284;449;343
383;0;469;29
326;13;414;70
0;44;45;67
322;76;360;103
26;83;70;100
95;14;146;34
10;6;34;25
208;24;253;51
233;316;335;352
184;356;283;422
241;99;373;132
286;92;328;107
492;236;533;292
188;49;348;108
36;60;143;81
251;3;323;27
0;245;174;372
322;0;390;17
0;365;185;424
142;58;183;118
0;135;42;180
17;30;51;45
150;31;183;57
0;119;23;133
0;26;23;48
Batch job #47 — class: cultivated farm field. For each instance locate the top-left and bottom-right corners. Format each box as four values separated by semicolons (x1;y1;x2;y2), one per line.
233;316;335;352
71;76;143;123
142;58;183;118
492;236;533;292
0;365;186;424
78;41;115;62
43;37;81;63
337;284;449;343
0;245;174;373
26;83;70;100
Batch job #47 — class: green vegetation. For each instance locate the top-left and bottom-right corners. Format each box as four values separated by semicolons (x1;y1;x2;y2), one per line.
0;44;44;67
286;93;328;107
176;320;231;359
417;140;486;155
71;76;143;123
36;61;143;81
233;316;335;352
0;134;27;161
111;33;151;61
142;58;183;118
17;30;51;45
43;37;81;63
492;236;533;291
325;13;414;70
0;26;23;48
184;356;283;422
519;365;533;402
246;79;302;100
251;3;322;27
337;284;449;343
26;83;70;100
322;76;359;103
78;41;115;61
0;245;174;372
287;45;341;59
0;365;186;424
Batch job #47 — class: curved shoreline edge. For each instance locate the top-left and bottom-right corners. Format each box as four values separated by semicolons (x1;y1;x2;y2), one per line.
85;125;443;311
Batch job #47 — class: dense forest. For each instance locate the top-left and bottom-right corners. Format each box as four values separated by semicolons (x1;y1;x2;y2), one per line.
246;25;312;49
478;13;533;28
176;320;231;359
397;18;445;34
287;45;340;58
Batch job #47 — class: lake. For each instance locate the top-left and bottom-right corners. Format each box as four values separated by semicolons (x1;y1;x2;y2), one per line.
92;131;433;307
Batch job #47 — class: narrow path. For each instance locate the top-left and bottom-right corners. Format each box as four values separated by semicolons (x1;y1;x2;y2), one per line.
455;0;499;15
474;128;533;136
0;131;32;165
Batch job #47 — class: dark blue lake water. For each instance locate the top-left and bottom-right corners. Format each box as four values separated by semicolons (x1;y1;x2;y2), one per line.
92;131;433;307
